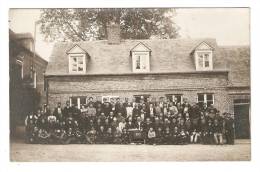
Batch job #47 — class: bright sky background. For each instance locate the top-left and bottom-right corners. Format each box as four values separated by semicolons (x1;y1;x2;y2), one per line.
9;8;250;61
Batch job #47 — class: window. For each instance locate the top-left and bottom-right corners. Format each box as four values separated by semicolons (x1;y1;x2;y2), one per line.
134;95;151;103
69;54;86;73
132;52;150;72
166;94;183;104
196;52;212;70
131;42;151;73
197;93;214;107
70;96;88;109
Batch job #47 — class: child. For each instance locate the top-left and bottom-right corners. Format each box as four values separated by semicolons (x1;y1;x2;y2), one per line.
147;127;156;145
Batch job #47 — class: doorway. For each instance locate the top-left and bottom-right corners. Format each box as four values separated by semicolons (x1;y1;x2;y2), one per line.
234;99;250;139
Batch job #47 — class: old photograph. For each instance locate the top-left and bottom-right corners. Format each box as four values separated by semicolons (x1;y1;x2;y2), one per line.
9;8;250;161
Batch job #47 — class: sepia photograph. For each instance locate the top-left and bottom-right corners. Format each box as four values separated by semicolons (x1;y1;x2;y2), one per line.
9;8;250;162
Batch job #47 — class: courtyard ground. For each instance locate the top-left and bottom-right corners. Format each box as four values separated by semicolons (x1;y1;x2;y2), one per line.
10;139;250;161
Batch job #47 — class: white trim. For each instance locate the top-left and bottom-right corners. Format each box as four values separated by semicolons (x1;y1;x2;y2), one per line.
69;98;72;107
77;97;80;109
15;59;24;79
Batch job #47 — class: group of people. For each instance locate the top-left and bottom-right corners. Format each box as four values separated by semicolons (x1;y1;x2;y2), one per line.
25;96;235;145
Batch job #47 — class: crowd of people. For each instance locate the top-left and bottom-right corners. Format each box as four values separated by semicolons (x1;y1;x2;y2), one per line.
25;96;235;145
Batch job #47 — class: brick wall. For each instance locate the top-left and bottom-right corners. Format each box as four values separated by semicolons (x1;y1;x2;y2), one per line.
47;72;232;113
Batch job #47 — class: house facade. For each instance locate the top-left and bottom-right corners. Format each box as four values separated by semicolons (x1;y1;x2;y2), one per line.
45;24;250;139
9;30;48;134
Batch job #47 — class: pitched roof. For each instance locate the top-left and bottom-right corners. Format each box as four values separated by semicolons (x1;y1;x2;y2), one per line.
46;38;250;87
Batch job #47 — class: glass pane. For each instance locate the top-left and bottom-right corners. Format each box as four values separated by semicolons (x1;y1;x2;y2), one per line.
71;97;77;106
207;94;213;101
141;56;147;69
175;95;182;103
198;94;204;102
198;55;203;67
136;56;140;69
207;101;213;106
80;97;86;105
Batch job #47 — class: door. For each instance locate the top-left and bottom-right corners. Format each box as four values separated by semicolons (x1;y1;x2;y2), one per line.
234;101;250;139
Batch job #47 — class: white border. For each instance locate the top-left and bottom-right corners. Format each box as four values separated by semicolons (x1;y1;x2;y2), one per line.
1;0;260;172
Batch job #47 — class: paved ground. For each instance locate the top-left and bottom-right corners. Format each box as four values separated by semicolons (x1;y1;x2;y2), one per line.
10;139;250;162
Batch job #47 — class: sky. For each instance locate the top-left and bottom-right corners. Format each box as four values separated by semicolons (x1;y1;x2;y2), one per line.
9;8;250;61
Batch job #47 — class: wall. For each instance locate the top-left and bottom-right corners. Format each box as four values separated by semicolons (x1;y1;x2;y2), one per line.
47;72;230;113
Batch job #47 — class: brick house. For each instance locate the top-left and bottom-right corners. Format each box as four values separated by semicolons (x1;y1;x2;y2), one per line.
45;24;250;139
9;29;48;133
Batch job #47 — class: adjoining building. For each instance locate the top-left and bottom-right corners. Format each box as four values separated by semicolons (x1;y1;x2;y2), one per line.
45;24;250;139
9;29;48;134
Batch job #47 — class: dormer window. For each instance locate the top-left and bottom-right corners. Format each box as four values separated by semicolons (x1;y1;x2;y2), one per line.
67;44;89;74
193;42;214;71
130;42;151;73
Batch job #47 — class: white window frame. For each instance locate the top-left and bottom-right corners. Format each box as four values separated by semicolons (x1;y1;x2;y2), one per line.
68;53;86;74
132;52;150;73
195;50;213;71
197;93;215;106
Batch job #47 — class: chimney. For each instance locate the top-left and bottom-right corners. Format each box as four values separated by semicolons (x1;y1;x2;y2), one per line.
107;22;121;44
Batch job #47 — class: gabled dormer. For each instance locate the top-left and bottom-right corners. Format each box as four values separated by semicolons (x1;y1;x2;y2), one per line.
130;42;151;73
193;41;214;71
66;44;89;74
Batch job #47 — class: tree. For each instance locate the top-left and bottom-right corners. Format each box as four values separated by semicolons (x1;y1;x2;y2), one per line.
39;8;179;41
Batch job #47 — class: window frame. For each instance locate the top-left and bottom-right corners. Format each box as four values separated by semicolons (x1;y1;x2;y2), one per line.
195;50;213;71
197;93;215;107
165;94;183;104
68;53;86;74
132;51;150;73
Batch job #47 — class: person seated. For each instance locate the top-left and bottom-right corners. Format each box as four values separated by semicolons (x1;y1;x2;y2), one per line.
172;126;180;145
121;128;130;144
118;118;126;132
27;126;39;144
105;127;114;144
125;117;135;130
163;127;172;145
38;128;51;144
113;127;122;144
85;127;97;144
75;127;84;144
104;118;111;131
96;126;106;144
147;127;156;145
64;127;76;144
155;127;164;145
179;128;188;145
108;111;115;123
